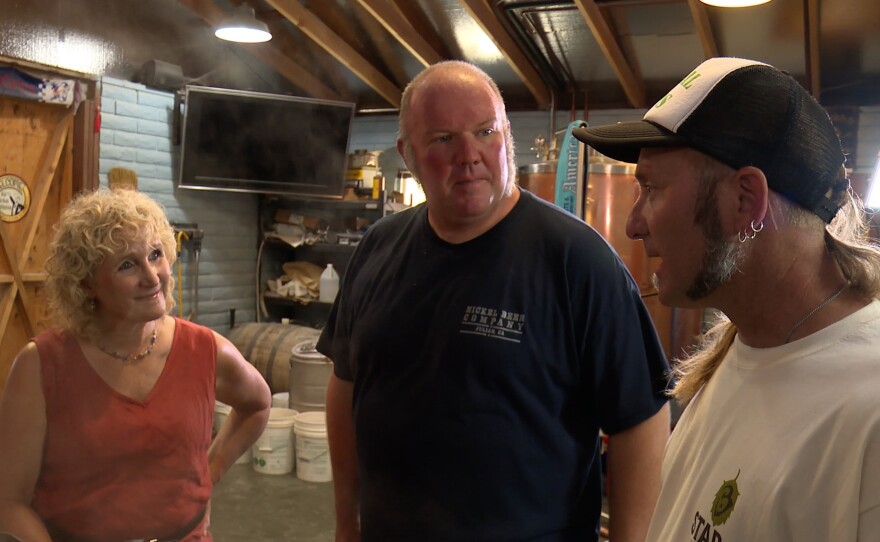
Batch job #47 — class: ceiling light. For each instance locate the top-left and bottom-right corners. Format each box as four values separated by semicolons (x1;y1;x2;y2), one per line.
215;5;272;43
700;0;773;6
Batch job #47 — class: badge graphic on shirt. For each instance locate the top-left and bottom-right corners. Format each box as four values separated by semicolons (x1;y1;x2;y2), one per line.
711;469;741;526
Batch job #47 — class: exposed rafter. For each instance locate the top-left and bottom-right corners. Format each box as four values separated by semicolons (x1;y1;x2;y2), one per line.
572;0;646;109
458;0;551;109
355;0;444;67
178;0;341;100
350;1;412;87
390;0;457;59
686;0;719;59
264;0;402;108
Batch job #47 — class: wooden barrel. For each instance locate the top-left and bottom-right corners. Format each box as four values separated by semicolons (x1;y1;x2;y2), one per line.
226;323;322;393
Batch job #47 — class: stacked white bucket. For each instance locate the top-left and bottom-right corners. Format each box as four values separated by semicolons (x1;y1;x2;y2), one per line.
252;407;299;475
250;387;309;476
289;341;333;482
231;340;333;481
293;411;330;482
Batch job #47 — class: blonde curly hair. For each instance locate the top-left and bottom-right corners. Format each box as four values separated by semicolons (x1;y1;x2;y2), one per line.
45;189;177;339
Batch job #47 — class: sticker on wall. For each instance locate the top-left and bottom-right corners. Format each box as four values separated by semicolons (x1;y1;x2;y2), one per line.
0;174;31;222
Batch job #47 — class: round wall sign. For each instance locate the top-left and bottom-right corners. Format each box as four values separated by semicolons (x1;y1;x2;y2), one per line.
0;174;31;223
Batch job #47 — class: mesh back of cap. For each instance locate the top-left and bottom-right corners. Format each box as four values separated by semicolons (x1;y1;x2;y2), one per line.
678;66;844;216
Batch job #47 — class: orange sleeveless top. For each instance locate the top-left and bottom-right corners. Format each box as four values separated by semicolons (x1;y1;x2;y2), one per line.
31;318;215;541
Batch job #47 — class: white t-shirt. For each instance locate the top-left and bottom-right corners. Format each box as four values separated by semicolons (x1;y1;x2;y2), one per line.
647;300;880;542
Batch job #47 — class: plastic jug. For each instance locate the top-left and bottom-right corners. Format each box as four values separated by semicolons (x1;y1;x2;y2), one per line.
319;264;339;303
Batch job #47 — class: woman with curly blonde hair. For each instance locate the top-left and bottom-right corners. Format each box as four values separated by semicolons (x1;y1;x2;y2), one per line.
0;189;270;541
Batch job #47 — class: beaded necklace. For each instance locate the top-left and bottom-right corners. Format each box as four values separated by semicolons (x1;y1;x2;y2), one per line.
97;323;159;363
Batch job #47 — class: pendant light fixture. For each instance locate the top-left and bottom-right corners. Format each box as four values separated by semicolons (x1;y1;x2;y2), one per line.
214;4;272;43
700;0;772;6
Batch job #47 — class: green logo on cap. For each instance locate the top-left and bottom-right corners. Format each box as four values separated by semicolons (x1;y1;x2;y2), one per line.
654;92;672;108
680;69;701;89
654;70;701;109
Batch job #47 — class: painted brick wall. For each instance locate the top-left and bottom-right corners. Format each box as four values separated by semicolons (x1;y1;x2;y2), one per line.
99;77;258;335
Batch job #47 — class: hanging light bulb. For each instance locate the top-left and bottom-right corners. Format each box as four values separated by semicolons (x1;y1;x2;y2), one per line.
215;5;272;43
700;0;773;6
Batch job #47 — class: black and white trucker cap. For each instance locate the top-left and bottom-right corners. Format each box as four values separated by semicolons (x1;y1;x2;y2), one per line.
573;57;846;223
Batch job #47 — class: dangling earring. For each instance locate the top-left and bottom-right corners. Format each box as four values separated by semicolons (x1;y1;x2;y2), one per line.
87;298;97;311
738;220;764;243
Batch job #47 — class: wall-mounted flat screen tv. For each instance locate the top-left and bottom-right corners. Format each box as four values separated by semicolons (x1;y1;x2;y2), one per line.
179;86;355;197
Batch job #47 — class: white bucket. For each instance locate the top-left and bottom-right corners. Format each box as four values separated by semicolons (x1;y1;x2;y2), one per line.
289;341;333;413
294;411;332;483
213;400;251;465
253;407;299;475
272;392;290;409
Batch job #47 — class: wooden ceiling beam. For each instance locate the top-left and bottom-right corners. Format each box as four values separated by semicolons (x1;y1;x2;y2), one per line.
264;0;402;108
458;0;551;109
390;0;457;59
178;0;341;100
253;46;345;101
686;0;719;59
572;0;646;109
228;0;353;99
262;16;352;99
355;0;444;67
351;4;412;88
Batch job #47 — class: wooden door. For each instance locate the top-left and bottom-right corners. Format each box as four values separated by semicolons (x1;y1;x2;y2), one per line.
0;95;77;396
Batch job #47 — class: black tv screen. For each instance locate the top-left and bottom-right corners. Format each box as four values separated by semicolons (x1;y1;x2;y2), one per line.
179;86;354;197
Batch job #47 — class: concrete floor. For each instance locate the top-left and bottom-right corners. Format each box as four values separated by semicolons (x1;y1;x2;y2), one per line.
210;464;610;541
211;464;335;541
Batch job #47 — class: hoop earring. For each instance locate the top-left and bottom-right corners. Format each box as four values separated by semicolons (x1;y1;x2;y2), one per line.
738;220;764;243
750;220;764;235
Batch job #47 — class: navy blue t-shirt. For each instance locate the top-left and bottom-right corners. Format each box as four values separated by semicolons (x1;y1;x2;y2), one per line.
317;190;669;541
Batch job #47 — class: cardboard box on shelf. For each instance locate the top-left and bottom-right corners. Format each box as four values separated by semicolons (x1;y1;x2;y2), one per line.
274;209;304;225
345;167;379;185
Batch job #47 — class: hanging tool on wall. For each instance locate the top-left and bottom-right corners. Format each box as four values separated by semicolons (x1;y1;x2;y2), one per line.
172;222;204;322
175;230;189;319
189;229;203;321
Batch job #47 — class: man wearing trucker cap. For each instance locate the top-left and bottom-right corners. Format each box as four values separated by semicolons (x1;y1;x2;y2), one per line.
575;57;880;540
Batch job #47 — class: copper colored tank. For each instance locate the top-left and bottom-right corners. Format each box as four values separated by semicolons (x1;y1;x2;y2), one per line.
583;162;702;361
583;162;653;291
517;162;557;204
